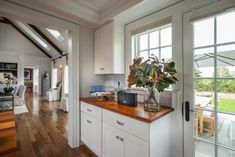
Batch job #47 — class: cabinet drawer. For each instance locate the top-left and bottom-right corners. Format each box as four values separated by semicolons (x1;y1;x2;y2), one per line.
103;109;150;141
81;102;102;120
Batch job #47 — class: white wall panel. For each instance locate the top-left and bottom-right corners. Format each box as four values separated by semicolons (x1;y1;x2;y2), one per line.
79;26;104;97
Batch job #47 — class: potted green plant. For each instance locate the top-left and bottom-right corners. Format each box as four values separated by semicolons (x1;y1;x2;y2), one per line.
128;55;178;111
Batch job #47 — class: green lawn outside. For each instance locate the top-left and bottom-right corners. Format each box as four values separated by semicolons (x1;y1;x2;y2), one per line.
218;99;235;113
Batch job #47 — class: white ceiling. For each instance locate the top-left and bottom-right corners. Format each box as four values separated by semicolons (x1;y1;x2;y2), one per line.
75;0;120;12
6;0;182;27
115;0;182;24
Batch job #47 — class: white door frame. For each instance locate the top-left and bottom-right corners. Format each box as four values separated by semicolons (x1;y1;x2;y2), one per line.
0;1;80;148
183;1;235;156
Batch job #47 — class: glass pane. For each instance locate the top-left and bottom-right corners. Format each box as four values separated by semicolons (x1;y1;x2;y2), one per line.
161;47;172;61
217;11;235;44
194;18;214;48
139;34;148;50
194;47;214;55
139;50;148;61
195;139;215;157
195;79;214;106
217;44;235;52
194;109;215;142
217;81;235;113
216;44;235;78
194;48;215;78
46;28;64;41
218;146;235;157
160;27;172;46
149;31;159;48
217;113;235;149
150;49;159;59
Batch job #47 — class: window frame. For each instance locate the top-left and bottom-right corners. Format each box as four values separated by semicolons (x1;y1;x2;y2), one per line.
132;23;172;61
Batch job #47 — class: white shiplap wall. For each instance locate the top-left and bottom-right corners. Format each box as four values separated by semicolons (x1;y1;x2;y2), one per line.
79;26;104;97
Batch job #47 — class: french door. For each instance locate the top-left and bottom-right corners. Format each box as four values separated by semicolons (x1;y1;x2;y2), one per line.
183;1;235;157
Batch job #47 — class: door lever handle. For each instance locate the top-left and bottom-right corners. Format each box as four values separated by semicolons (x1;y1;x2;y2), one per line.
185;101;190;121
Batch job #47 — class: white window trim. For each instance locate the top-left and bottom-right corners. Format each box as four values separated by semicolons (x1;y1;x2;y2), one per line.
132;24;172;62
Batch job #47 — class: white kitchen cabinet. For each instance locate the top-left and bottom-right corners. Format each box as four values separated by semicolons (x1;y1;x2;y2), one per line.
102;123;124;157
81;100;172;157
123;131;149;157
81;112;91;145
81;112;102;156
102;122;149;157
94;21;124;74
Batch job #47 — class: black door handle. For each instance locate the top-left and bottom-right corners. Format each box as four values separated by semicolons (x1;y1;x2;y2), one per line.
185;101;190;121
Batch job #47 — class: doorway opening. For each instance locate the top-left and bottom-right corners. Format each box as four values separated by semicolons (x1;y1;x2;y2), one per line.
24;66;39;94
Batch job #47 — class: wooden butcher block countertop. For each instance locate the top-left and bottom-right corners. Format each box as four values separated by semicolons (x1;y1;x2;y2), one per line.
80;97;174;123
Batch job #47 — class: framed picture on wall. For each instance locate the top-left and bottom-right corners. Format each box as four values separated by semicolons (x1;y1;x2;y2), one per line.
0;62;18;84
24;69;32;80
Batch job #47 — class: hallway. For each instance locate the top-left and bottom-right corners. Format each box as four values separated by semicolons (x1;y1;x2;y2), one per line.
4;93;96;157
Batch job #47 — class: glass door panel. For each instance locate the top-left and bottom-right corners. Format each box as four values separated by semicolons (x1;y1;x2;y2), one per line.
184;6;235;157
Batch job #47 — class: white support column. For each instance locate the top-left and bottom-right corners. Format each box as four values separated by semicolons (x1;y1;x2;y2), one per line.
68;27;80;148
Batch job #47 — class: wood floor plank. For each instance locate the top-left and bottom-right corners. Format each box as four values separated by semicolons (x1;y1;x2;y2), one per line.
0;110;16;156
0;111;14;123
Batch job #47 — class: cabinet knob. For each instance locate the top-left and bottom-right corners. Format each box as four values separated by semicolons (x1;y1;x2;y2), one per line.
86;108;92;112
116;120;125;126
99;68;104;70
116;136;119;139
119;137;124;142
87;120;92;124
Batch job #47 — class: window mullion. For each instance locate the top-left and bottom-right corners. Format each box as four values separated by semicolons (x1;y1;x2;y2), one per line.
159;29;161;60
148;33;150;58
214;16;218;157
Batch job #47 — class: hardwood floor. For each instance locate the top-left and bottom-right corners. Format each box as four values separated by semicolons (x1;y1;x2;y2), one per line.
0;111;16;156
1;93;96;157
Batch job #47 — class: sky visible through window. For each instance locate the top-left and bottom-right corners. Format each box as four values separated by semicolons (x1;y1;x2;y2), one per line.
46;28;64;42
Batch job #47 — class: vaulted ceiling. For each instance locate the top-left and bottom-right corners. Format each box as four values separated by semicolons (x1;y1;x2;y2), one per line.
1;17;68;58
0;0;183;58
6;0;182;27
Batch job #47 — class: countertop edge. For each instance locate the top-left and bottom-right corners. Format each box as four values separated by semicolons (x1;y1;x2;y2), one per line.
80;97;174;123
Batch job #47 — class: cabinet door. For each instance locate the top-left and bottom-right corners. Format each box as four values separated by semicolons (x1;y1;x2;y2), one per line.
103;123;124;157
81;112;92;145
100;22;113;73
123;132;149;157
81;112;102;156
94;28;103;74
94;22;114;74
90;117;101;156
